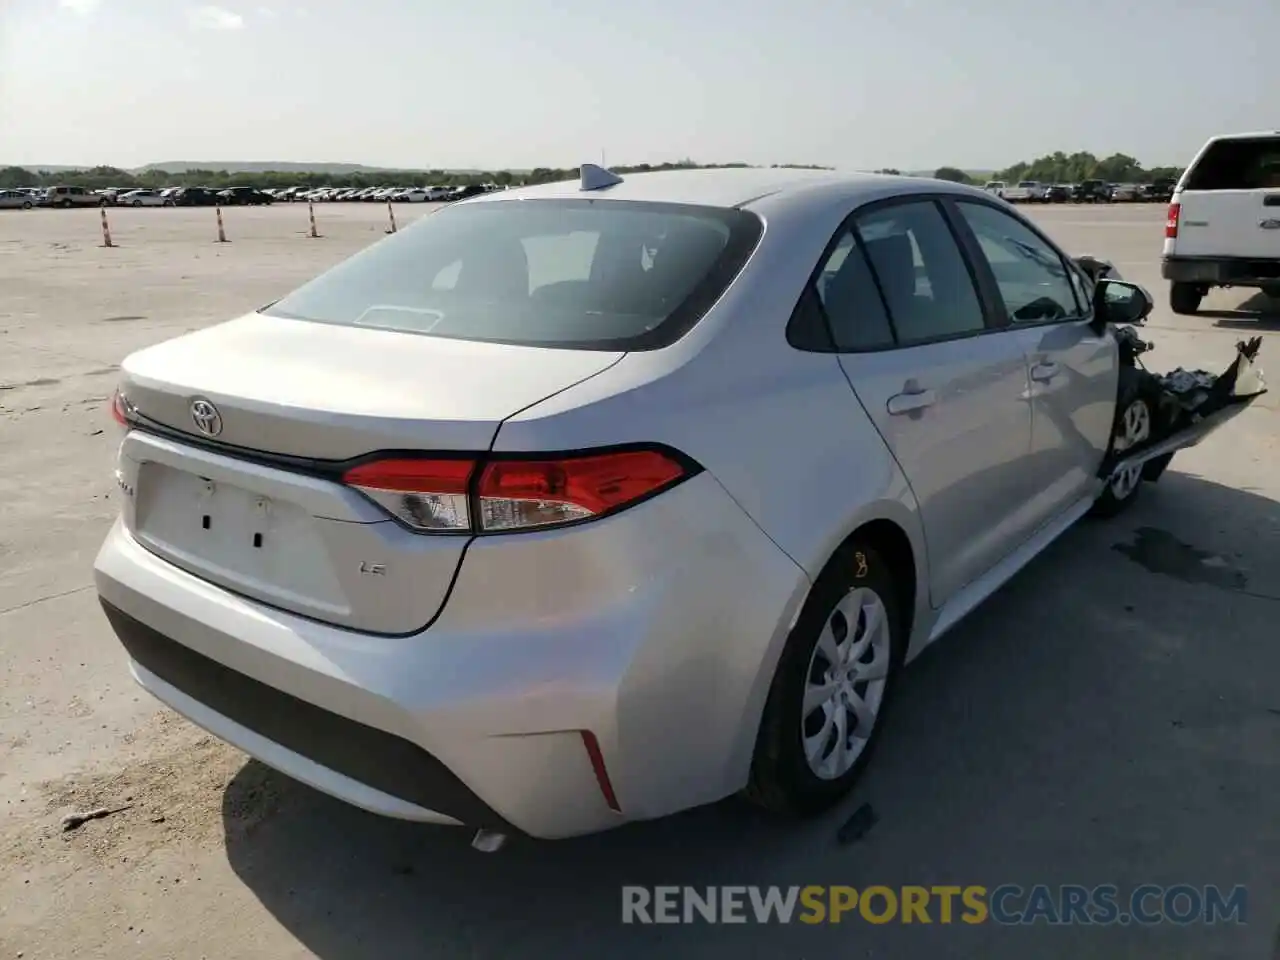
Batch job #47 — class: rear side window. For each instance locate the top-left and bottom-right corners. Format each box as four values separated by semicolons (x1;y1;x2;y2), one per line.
264;199;762;350
813;230;896;350
1184;137;1280;190
852;201;986;345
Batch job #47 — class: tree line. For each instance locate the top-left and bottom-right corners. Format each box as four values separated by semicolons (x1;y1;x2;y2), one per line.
0;150;1181;192
932;151;1182;186
0;160;831;191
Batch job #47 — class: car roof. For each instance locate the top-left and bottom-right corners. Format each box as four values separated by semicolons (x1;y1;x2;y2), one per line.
467;166;987;211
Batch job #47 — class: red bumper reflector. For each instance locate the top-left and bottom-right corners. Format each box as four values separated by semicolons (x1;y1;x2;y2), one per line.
580;730;621;813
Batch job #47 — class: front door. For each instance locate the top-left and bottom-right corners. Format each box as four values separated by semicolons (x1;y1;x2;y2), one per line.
819;198;1034;606
948;199;1117;522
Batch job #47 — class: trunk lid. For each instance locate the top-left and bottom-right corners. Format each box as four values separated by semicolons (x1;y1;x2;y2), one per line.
117;313;622;634
122;313;623;459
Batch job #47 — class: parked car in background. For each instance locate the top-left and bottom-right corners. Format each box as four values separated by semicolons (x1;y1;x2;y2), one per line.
1163;130;1280;314
1143;179;1176;203
1004;181;1049;203
982;180;1006;199
425;185;453;201
1045;184;1072;203
446;184;487;202
170;187;219;207
1110;183;1142;203
1073;179;1111;203
39;185;103;208
118;189;171;207
0;189;35;209
216;187;273;206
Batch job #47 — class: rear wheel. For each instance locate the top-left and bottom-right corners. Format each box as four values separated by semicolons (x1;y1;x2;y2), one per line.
22;200;32;210
746;540;904;815
60;198;72;209
1169;282;1204;315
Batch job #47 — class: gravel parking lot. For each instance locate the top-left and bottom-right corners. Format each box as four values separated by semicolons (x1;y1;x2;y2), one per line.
1;202;1277;959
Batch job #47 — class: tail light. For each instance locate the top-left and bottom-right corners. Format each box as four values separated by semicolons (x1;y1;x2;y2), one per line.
341;446;695;534
109;388;130;427
1165;202;1180;238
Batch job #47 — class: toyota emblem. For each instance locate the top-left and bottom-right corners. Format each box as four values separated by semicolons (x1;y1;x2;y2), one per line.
190;398;223;437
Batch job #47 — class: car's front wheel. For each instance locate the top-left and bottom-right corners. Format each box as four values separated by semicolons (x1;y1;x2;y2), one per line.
746;539;904;816
1092;368;1159;518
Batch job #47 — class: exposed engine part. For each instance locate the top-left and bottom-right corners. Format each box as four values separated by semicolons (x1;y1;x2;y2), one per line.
1114;325;1153;365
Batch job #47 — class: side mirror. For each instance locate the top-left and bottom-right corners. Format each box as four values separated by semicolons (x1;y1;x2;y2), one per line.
1092;278;1154;329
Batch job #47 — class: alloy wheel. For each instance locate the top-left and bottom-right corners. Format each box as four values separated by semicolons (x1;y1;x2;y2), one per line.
801;587;892;780
1109;399;1152;500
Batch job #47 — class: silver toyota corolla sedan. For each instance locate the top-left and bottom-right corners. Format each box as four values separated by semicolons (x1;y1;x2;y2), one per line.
94;166;1246;845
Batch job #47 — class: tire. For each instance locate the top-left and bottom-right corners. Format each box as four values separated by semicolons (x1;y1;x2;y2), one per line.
22;201;32;210
745;539;905;816
60;199;72;209
1169;282;1203;315
1091;368;1159;518
132;200;142;207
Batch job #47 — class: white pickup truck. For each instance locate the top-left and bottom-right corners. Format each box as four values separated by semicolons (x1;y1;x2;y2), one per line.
1162;130;1280;314
1004;180;1049;203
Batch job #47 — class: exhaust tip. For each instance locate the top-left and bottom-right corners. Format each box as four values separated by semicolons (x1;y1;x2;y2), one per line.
471;829;508;853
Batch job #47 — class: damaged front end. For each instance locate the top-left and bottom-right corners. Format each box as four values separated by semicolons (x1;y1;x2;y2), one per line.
1098;334;1266;483
1081;267;1268;487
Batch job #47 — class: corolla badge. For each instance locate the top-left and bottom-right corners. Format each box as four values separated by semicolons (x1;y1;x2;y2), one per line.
190;398;223;437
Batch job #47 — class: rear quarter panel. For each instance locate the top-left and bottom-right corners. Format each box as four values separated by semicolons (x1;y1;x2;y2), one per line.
491;185;941;798
495;181;939;647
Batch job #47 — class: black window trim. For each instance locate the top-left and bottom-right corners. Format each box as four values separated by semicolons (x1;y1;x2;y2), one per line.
942;195;1095;330
787;192;1010;355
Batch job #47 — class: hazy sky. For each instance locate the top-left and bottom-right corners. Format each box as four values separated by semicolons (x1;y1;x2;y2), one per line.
1;0;1275;171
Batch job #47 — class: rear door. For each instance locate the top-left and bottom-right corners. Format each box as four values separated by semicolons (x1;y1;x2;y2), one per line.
948;198;1116;521
825;197;1035;606
1172;135;1280;259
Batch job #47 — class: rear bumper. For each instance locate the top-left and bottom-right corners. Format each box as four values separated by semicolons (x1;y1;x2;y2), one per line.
1162;255;1280;286
93;473;809;839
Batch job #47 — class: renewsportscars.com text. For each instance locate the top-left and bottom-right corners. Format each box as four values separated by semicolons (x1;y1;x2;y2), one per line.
621;884;1248;926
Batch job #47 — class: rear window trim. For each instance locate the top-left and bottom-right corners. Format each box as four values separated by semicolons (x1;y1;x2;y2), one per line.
261;198;765;353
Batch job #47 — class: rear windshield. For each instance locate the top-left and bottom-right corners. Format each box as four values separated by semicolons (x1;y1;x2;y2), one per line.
263;198;763;350
1185;137;1280;190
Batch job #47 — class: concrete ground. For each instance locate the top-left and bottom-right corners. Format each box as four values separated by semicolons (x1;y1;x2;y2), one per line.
1;201;1277;959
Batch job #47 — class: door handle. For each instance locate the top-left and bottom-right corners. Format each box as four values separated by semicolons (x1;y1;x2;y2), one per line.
887;385;937;415
1030;361;1060;383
